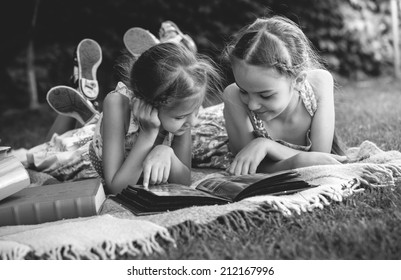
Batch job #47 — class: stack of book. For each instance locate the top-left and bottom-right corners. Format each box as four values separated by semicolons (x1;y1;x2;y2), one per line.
0;146;106;227
0;146;30;201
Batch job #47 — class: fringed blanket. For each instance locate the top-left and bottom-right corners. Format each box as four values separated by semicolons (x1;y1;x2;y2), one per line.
0;215;174;260
1;140;400;259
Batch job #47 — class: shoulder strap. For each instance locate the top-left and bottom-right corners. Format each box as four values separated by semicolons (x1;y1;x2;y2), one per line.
298;80;317;116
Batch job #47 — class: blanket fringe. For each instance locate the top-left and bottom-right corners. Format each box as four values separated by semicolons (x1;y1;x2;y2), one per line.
168;204;279;245
360;162;401;188
267;161;401;217
0;241;31;260
0;231;175;260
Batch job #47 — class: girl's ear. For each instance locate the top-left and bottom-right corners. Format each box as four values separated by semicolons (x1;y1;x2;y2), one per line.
294;71;307;86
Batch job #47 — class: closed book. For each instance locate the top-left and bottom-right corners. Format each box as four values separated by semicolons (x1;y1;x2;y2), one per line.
0;154;30;201
0;178;105;227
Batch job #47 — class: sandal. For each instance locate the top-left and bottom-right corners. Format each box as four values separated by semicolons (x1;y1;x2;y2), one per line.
123;27;159;57
76;39;102;100
159;21;197;53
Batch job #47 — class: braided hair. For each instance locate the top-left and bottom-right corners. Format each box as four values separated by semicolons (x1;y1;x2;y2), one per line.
225;16;324;77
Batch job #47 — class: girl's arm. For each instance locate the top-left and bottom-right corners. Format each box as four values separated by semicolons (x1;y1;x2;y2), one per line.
141;129;192;187
102;94;158;194
223;81;343;175
169;128;192;185
223;83;255;155
307;69;335;153
224;84;302;174
257;70;345;172
223;84;301;159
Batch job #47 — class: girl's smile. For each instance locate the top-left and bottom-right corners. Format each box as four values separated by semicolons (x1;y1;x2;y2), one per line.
232;59;298;122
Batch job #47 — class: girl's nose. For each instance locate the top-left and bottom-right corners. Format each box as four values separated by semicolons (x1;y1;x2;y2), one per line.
184;113;198;128
247;97;261;111
188;113;198;127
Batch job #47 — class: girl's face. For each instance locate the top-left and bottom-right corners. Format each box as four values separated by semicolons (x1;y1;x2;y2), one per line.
232;59;296;121
158;94;202;135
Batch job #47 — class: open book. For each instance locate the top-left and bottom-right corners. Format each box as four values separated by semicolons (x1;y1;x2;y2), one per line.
112;170;315;216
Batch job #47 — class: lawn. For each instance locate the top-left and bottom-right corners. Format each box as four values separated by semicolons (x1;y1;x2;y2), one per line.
1;76;401;259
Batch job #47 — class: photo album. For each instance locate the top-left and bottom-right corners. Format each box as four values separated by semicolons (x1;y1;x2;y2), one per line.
112;170;315;215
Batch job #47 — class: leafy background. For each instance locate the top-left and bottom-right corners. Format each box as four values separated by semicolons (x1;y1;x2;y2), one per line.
0;0;397;111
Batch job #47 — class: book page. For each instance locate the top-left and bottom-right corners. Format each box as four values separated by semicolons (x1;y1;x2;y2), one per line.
194;171;303;201
194;176;254;201
138;184;221;198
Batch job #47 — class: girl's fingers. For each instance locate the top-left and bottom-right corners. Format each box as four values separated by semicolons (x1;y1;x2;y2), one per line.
142;165;151;189
234;159;244;176
145;103;154;116
249;161;257;174
228;159;237;175
150;165;159;185
151;107;158;117
162;164;170;183
156;166;164;184
240;160;250;175
132;99;140;117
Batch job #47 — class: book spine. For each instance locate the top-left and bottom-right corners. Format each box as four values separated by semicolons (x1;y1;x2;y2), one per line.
0;197;97;227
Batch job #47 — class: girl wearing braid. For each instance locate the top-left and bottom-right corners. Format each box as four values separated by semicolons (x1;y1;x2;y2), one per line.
222;16;347;176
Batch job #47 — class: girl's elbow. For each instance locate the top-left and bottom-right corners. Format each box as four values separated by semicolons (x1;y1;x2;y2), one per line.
105;180;124;195
105;176;139;195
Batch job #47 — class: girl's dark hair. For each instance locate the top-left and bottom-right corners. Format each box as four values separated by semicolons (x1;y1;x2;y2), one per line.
225;16;324;77
113;49;136;88
130;42;222;108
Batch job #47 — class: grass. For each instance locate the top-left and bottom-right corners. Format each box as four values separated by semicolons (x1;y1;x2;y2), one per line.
334;77;401;151
1;76;401;259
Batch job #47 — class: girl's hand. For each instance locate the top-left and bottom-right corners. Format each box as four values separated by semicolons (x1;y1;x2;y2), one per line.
142;145;173;188
132;98;160;133
228;138;270;176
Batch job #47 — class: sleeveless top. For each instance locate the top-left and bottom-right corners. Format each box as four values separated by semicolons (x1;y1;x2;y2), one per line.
247;80;317;152
88;82;173;179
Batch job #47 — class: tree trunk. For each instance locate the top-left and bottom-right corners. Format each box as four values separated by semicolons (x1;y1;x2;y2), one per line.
391;0;400;78
27;0;41;109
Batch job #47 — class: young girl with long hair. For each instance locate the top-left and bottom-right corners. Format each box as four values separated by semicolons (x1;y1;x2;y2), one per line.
89;42;221;193
25;33;220;194
222;16;346;175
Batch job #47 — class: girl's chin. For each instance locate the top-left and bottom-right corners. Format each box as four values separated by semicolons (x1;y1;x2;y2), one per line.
173;130;186;136
255;111;277;121
172;127;189;136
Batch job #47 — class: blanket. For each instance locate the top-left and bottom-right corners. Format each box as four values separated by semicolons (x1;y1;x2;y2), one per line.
1;140;400;259
0;215;174;260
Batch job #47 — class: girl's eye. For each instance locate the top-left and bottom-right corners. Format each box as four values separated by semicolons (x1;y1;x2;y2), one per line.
175;116;186;120
261;94;274;99
239;89;247;95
